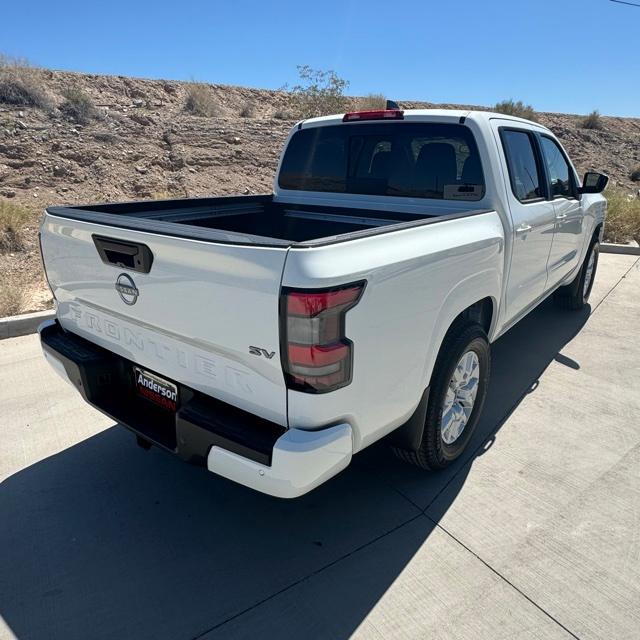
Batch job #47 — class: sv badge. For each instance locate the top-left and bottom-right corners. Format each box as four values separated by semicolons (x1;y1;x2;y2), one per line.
249;346;276;359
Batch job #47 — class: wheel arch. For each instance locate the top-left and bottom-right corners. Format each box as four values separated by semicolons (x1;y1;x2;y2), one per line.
390;294;496;452
423;278;499;388
457;297;495;336
592;221;604;244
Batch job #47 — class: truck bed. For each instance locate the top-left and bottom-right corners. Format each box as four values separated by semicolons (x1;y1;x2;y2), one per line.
40;189;502;439
46;194;488;247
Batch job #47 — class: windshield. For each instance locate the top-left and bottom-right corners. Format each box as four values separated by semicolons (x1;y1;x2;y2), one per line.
278;122;485;201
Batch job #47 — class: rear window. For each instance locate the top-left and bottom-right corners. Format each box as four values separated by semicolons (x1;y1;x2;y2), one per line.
278;122;485;201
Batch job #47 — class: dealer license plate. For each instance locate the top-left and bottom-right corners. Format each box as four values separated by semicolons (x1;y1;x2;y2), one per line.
133;366;178;412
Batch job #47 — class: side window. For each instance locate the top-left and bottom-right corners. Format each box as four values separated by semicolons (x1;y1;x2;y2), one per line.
501;130;543;202
540;136;574;199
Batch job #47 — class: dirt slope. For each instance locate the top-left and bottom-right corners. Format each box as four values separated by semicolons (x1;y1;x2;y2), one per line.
1;69;639;314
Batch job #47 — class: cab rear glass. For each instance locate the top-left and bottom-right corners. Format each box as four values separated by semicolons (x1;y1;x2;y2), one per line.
278;122;485;201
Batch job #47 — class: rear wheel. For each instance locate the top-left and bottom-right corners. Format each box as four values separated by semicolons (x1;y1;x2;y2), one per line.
553;241;599;310
393;322;490;470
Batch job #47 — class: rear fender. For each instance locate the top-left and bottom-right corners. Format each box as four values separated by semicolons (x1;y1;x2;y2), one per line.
421;270;500;389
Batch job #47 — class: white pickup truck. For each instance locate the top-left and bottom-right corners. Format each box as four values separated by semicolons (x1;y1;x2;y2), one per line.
39;108;608;498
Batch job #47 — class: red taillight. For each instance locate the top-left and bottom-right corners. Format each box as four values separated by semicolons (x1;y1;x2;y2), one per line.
281;282;365;393
342;109;404;122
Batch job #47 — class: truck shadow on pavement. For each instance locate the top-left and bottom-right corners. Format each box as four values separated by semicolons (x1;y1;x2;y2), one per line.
0;298;590;640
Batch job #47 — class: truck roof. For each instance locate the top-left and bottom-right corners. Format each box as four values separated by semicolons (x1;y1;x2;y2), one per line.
300;108;551;132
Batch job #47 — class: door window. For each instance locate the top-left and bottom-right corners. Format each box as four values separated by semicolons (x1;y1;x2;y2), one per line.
500;130;543;202
540;136;574;199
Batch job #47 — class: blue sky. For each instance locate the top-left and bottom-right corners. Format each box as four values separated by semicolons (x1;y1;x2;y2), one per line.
2;0;638;116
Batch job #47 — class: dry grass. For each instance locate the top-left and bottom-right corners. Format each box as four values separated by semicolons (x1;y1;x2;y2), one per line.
603;189;640;244
582;110;603;130
493;99;537;122
152;190;183;200
185;82;219;117
0;199;30;253
0;273;26;317
0;55;51;109
60;87;96;124
356;93;387;110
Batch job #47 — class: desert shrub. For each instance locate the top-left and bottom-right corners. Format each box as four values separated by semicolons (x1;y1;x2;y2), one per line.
356;93;387;111
603;189;640;244
0;274;26;317
285;65;349;118
582;110;603;130
273;108;293;120
239;102;255;118
0;55;51;109
493;99;537;122
630;165;640;182
60;87;96;124
185;82;218;116
0;199;29;253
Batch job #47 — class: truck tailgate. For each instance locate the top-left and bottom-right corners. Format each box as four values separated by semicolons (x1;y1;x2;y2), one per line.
40;212;289;425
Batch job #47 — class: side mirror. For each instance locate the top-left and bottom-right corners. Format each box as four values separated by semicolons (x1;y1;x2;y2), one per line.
578;171;608;194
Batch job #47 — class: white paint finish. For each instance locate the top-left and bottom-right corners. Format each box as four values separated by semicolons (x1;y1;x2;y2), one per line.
284;211;504;450
208;423;353;498
40;215;289;425
508;198;557;318
488;120;558;319
547;197;584;287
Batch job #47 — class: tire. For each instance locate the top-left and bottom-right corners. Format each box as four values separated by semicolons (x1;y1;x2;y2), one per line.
393;322;490;471
553;241;599;311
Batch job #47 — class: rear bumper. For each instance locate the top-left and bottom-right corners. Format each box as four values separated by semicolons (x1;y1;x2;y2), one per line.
208;424;352;498
38;319;352;498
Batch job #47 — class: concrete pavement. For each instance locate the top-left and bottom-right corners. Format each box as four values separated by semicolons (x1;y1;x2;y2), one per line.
1;254;639;640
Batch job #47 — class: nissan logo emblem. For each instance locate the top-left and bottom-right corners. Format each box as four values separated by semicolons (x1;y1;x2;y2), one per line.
115;273;139;305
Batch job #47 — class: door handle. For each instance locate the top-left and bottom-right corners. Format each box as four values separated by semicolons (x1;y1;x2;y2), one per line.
555;212;567;220
516;223;532;235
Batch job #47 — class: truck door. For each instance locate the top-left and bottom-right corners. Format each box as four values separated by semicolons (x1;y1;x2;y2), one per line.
494;125;556;321
537;134;584;289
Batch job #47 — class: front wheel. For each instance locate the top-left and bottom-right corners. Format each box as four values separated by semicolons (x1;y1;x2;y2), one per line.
393;322;490;471
553;241;599;310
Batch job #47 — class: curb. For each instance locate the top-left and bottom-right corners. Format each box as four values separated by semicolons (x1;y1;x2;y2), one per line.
600;242;640;256
0;310;55;340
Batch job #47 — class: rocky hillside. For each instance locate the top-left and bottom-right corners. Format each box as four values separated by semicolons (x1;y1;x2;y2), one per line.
2;69;640;209
1;68;639;315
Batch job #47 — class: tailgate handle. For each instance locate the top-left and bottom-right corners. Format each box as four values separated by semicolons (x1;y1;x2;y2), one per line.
92;235;154;273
